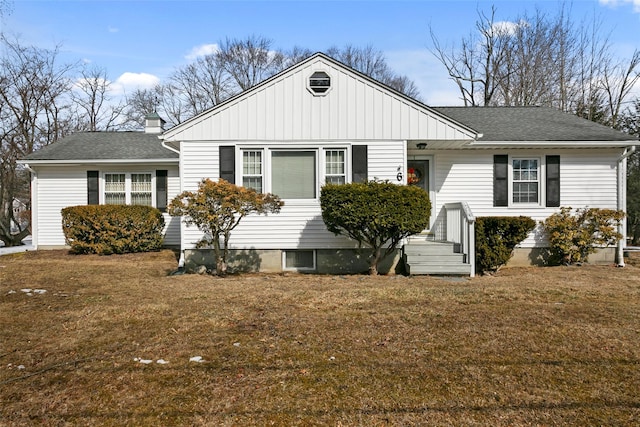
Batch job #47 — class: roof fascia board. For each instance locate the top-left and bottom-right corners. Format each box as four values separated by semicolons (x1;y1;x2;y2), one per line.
18;159;178;165
469;140;639;148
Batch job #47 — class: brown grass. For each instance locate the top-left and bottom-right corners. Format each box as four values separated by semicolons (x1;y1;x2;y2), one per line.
1;249;639;426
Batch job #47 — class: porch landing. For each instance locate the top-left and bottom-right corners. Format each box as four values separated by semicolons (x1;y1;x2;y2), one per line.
403;237;472;276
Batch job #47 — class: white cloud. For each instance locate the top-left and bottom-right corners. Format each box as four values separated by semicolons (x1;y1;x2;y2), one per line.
185;43;219;61
111;72;160;95
108;26;119;33
491;20;526;36
599;0;640;13
385;49;465;106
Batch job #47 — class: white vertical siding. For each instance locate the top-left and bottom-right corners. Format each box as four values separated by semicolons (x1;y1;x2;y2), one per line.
32;164;180;248
163;57;475;143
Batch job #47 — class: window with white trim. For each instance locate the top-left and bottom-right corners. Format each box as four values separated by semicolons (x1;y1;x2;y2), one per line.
131;173;152;206
104;172;152;206
242;150;263;192
240;147;348;199
104;173;126;204
325;149;346;184
512;158;539;204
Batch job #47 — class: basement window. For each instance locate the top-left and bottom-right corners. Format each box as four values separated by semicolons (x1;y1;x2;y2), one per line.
283;250;316;271
308;71;331;95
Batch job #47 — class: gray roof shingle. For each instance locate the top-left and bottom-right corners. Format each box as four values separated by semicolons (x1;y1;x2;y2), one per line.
22;106;636;164
433;106;636;142
22;132;178;161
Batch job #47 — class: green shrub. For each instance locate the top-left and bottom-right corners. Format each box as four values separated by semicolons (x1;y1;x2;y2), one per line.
475;216;536;274
542;207;624;265
321;181;431;275
61;205;165;255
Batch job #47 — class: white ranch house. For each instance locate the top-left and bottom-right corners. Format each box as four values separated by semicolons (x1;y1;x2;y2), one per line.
21;53;638;275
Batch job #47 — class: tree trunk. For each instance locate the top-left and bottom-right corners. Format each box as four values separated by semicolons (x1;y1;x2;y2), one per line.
368;247;381;275
213;233;227;276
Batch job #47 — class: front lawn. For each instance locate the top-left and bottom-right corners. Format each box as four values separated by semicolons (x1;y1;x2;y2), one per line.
1;250;639;425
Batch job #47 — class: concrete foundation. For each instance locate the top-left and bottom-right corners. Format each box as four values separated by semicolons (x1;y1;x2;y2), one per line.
184;248;403;274
507;247;617;267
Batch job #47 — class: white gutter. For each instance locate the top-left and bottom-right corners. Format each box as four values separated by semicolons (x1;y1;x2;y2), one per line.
160;138;181;155
617;145;637;267
17;158;178;165
469;140;637;148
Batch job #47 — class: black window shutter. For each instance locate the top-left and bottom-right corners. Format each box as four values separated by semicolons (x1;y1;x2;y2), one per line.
493;155;508;207
156;170;168;212
87;171;99;205
546;155;560;207
352;145;368;183
219;146;235;184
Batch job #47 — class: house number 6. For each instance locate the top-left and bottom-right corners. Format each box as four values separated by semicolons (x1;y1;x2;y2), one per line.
396;172;403;182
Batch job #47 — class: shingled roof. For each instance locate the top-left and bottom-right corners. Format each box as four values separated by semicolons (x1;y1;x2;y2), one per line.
22;132;178;162
432;106;636;142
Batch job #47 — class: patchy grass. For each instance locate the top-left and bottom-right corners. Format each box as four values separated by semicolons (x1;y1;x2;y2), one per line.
1;250;639;426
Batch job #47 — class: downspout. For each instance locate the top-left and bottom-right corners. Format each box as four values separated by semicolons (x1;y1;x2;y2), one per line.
22;163;37;249
160;137;186;274
617;145;636;267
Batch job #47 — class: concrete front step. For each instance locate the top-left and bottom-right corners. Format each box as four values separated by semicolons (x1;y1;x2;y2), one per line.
404;254;466;264
403;239;471;276
406;262;472;275
404;242;459;256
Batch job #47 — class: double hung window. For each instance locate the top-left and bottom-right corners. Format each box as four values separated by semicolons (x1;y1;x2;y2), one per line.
104;173;126;204
242;151;263;193
494;155;559;207
325;150;346;184
512;159;539;204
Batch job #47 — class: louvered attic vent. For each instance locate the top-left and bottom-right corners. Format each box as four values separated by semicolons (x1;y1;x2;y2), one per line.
309;71;331;95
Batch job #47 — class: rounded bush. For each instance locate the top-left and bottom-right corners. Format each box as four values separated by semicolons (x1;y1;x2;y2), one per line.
61;205;165;255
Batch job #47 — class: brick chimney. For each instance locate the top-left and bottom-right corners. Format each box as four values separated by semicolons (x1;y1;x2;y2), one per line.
144;112;165;134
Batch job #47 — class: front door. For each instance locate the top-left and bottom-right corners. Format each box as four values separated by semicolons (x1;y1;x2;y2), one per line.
407;160;431;229
407;160;429;193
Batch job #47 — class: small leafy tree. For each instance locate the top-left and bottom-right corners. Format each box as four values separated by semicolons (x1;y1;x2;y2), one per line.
542;207;625;265
168;179;283;276
320;181;431;275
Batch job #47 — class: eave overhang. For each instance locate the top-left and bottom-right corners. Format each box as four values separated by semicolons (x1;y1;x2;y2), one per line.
18;158;179;166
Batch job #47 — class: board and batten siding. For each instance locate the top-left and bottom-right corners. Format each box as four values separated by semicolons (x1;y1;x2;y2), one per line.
430;148;621;248
163;57;475;144
179;140;405;250
32;165;180;248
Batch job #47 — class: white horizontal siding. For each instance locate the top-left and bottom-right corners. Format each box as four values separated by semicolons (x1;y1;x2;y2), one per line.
180;141;220;192
33;165;180;248
162;168;181;246
179;141;403;250
431;148;621;248
34;167;87;247
164;57;474;143
369;140;406;182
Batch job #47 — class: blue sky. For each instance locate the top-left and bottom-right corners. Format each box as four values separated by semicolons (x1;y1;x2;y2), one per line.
2;0;639;105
